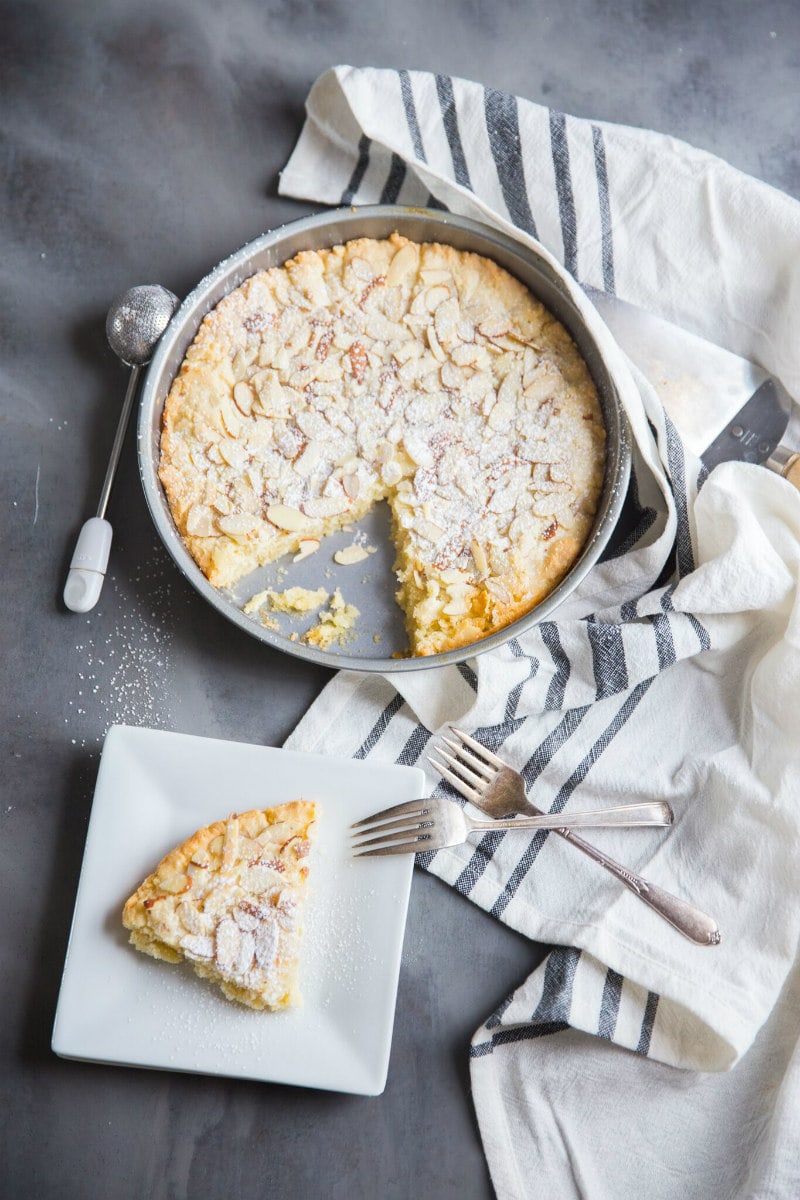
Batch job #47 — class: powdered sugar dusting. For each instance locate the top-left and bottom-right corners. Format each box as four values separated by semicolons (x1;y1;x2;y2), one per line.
65;543;176;751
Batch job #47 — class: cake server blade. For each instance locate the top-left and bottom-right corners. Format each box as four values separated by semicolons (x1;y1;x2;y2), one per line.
584;285;797;472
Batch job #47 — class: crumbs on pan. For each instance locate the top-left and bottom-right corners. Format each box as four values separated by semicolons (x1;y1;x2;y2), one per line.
246;585;329;615
241;584;360;649
302;590;360;650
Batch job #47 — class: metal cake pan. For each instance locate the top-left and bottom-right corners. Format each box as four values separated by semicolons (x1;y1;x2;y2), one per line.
138;206;632;672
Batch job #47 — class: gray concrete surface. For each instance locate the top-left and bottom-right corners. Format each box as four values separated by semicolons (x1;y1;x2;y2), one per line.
2;2;798;1197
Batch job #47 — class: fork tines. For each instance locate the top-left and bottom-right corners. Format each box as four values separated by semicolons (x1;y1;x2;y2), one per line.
427;725;502;803
351;798;437;856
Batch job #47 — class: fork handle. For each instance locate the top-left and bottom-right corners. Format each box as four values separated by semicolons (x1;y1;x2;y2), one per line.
479;801;672;831
554;829;721;945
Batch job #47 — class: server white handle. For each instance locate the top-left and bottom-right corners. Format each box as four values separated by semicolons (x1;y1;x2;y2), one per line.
63;517;113;613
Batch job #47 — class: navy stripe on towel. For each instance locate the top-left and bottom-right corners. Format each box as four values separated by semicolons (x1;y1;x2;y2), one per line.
484;86;538;237
549;110;578;276
636;991;660;1055
398;69;426;161
341;133;372;204
354;693;404;759
457;661;478;692
598;968;623;1040
531;948;582;1024
435;74;472;188
539;621;571;711
592;124;615;293
586;615;629;700
664;415;696;578
379;152;407;204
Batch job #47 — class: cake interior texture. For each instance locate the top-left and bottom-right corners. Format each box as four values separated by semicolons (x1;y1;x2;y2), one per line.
159;234;606;656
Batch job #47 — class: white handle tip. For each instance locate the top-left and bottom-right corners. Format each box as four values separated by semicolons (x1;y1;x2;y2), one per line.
64;568;105;613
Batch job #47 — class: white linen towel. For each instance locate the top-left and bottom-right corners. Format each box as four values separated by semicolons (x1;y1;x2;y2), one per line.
278;66;800;1199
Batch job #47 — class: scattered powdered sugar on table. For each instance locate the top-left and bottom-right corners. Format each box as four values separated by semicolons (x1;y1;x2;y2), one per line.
66;545;177;751
303;844;378;1014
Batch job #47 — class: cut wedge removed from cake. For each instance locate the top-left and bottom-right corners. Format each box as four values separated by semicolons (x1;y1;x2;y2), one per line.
122;801;317;1011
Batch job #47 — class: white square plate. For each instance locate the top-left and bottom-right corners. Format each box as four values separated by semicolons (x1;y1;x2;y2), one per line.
52;725;422;1096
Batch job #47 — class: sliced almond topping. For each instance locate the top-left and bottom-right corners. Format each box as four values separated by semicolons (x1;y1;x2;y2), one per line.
488;483;518;513
365;311;400;342
490;332;531;351
295;409;330;439
487;396;514;432
255;372;289;417
416;518;446;543
397;357;420;383
218;439;248;470
233;380;255;416
293;538;321;562
177;900;206;935
254;918;279;971
220;399;242;438
302;495;349;519
386;242;419;287
293;439;326;478
314;355;344;383
185;504;217;538
349;256;373;281
440;360;464;389
181;934;214;959
471;539;489;576
392;340;421;365
334;544;370;566
217;513;260;539
425;284;451;312
215;917;242;970
478;314;509;339
434;297;460;344
266;504;308;532
381;461;403;486
403;430;434;468
348;341;368;384
427;325;446;363
452;343;490;369
222;814;240;870
342;472;360;500
498;368;521;405
160;873;191;895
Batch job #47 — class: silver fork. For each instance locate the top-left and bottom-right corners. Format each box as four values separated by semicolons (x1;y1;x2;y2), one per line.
352;794;673;855
429;727;721;947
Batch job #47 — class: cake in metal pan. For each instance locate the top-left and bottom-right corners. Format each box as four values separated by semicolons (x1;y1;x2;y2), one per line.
159;234;606;656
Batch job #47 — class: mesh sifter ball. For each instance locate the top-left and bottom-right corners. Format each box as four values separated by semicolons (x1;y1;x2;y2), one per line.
106;284;181;367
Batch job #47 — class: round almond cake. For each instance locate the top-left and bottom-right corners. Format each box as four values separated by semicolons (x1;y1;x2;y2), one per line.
159;233;606;656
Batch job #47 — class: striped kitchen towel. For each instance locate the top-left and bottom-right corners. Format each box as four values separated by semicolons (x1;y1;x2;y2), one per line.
279;67;800;1199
